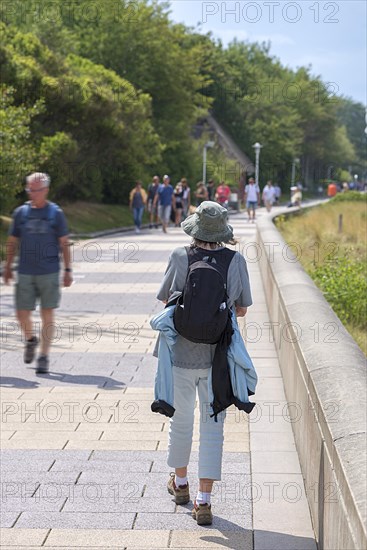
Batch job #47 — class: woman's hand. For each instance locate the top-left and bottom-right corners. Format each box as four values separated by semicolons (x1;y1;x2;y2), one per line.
235;306;247;317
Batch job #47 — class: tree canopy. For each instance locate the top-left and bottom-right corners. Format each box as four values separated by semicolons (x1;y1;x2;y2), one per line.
1;0;365;211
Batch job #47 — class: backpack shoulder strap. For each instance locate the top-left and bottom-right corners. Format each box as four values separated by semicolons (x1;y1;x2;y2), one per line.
218;248;236;286
221;247;236;267
46;202;60;227
20;202;32;224
186;245;197;266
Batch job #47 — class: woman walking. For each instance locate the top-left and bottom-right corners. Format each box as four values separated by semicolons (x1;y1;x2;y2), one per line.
173;183;184;227
154;201;256;525
181;178;191;219
195;181;209;206
129;181;147;233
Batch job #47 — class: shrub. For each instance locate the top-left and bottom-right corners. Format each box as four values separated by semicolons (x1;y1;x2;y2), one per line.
331;191;367;203
310;253;367;328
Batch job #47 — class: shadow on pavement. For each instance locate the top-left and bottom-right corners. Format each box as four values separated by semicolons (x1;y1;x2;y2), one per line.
37;372;126;390
0;377;39;388
0;373;126;390
201;529;316;550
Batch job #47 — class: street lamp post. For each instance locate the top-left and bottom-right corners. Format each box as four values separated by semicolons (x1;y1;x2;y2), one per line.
203;141;215;185
292;157;300;186
252;142;263;187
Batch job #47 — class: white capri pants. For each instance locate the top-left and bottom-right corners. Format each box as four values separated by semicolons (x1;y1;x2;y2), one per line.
167;366;226;480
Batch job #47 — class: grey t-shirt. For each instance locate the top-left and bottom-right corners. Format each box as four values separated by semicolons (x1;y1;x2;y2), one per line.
157;246;252;369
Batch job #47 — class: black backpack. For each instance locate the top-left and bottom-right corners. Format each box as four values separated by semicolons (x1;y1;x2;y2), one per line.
173;246;236;344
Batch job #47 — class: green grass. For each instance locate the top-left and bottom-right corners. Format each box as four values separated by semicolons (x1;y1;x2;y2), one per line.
276;199;367;355
60;201;150;234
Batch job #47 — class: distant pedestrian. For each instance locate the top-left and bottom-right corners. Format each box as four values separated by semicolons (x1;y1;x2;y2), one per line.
215;181;231;209
327;182;337;198
262;180;276;212
3;172;72;374
147;176;160;228
288;186;302;207
274;184;281;205
342;182;349;193
195;181;209;206
154;175;175;233
207;179;215;201
244;177;260;222
129;180;147;233
181;178;191;219
174;183;184;227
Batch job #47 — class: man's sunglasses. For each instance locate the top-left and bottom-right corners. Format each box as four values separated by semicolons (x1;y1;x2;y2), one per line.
25;187;47;193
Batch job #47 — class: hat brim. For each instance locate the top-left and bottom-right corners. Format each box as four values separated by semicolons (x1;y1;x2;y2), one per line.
181;212;234;243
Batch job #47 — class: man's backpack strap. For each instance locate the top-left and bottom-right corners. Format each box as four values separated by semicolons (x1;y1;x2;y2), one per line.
20;202;32;225
20;201;59;229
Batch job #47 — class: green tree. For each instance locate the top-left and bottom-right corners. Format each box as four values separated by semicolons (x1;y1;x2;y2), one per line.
0;86;44;213
0;21;163;204
336;97;367;177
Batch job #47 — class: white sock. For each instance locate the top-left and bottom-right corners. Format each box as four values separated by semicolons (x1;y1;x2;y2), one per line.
175;474;188;487
196;491;211;505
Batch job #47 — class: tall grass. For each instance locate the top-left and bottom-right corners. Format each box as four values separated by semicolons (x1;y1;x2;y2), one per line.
276;200;367;354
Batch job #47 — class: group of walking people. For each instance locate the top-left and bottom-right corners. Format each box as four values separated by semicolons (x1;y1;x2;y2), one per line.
130;176;236;234
129;175;191;234
130;175;285;232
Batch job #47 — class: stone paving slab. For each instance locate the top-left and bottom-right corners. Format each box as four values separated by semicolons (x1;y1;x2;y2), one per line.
15;511;136;530
170;530;252;549
44;529;170;547
49;459;154;473
0;512;21;528
254;531;317;549
0;528;49;546
1;498;67;512
61;498;176;514
251;451;302;474
133;512;251;531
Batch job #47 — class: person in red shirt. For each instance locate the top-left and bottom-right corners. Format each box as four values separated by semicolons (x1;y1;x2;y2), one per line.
215;181;231;208
327;183;337;198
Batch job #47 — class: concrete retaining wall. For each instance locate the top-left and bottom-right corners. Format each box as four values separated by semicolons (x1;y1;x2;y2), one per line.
256;210;367;550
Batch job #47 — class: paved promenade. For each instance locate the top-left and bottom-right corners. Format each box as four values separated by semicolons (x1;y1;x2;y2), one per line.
0;210;317;549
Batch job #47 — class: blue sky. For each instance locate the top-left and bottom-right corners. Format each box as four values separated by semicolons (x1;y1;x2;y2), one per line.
167;0;366;105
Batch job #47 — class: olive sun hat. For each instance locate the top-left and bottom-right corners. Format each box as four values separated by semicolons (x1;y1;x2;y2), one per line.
181;201;234;243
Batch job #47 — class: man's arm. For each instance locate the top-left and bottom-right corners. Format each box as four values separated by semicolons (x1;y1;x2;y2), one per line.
59;235;73;287
3;235;18;284
153;191;159;208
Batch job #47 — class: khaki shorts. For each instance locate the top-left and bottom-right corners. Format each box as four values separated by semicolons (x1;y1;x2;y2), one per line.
16;272;61;310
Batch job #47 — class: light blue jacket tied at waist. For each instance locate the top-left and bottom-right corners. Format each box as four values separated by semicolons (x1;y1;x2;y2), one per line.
150;305;258;417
